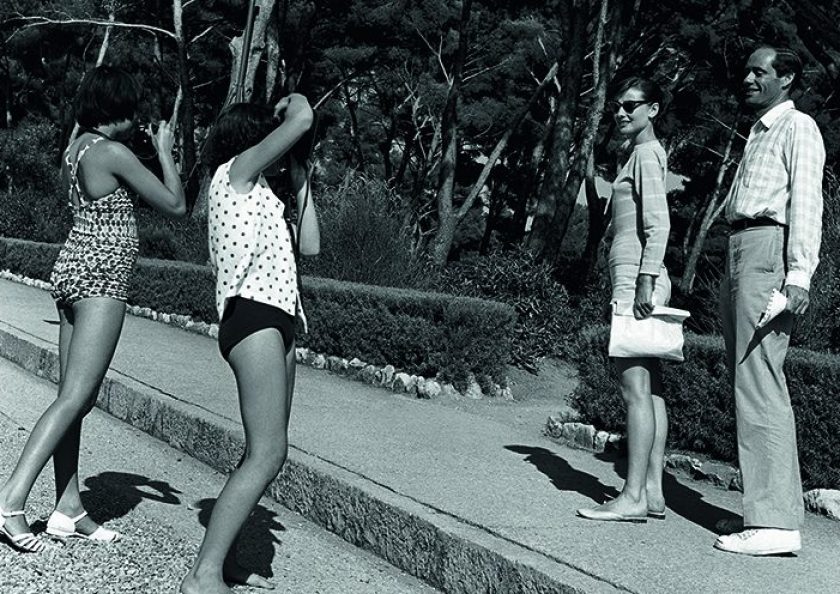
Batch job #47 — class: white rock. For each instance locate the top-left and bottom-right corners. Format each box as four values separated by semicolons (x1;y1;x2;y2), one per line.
392;372;413;392
424;380;441;398
804;489;840;520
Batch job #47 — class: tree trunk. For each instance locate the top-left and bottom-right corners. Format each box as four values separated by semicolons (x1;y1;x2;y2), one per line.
430;0;473;267
579;152;609;284
224;0;279;105
680;122;739;293
342;83;366;170
538;0;636;264
512;97;557;242
172;0;198;210
524;1;588;254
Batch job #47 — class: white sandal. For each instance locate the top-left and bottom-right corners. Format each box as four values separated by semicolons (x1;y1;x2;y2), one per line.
46;510;121;542
0;507;46;553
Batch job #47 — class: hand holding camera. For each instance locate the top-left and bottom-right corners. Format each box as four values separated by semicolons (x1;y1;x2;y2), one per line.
149;119;176;155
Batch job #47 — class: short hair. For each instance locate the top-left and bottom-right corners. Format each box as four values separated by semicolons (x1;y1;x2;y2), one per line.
611;76;664;106
755;45;804;91
74;65;140;128
202;102;277;171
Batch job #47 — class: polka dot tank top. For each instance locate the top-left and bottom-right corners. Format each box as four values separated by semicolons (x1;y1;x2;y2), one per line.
208;158;302;324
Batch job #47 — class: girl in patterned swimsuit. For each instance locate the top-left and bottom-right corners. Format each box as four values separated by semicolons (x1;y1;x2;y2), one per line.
0;66;185;553
180;94;318;594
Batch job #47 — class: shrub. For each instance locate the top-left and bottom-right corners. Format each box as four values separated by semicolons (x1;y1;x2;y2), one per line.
571;326;840;490
0;120;70;243
136;208;209;264
433;246;601;371
0;237;515;388
301;173;430;289
301;276;516;387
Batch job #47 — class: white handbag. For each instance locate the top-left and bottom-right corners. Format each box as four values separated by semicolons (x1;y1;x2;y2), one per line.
608;301;690;362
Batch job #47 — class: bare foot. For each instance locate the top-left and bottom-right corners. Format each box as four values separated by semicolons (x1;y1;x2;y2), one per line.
646;492;666;515
180;572;233;594
588;493;647;518
224;560;275;589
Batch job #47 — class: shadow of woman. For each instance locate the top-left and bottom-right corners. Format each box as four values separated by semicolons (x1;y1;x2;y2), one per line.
188;498;286;579
505;445;620;503
594;449;741;534
30;472;182;533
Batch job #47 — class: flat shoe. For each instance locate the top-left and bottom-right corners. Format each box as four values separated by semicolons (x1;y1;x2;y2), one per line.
647;509;666;520
576;508;648;523
46;510;120;542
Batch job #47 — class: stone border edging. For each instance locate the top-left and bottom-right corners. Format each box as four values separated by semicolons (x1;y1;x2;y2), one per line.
0;321;623;594
0;269;511;400
544;415;840;521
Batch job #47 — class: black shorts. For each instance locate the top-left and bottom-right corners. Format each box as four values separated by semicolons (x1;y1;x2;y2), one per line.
217;296;296;360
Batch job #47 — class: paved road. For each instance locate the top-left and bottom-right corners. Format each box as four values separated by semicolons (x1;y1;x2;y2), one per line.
0;357;440;594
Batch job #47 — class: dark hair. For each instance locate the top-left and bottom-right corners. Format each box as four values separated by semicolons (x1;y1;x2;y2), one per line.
755;45;803;91
611;76;664;107
202;102;277;171
74;65;140;128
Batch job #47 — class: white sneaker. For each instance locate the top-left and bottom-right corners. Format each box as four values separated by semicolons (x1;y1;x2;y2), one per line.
714;528;801;556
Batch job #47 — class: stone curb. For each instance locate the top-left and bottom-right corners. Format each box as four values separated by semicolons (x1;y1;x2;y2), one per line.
544;417;839;520
0;322;621;594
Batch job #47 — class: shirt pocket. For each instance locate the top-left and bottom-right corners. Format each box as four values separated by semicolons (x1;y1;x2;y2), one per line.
742;145;780;192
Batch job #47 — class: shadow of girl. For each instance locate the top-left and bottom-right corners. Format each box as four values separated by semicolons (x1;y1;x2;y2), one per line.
82;471;182;522
189;498;286;578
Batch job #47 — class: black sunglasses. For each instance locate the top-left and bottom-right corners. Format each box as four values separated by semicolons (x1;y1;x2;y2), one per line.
607;100;650;114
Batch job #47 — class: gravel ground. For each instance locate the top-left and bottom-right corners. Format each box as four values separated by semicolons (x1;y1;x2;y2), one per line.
0;358;439;594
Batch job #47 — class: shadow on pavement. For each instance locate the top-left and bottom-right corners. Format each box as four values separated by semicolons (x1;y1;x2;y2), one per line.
506;445;741;535
30;471;183;533
594;449;741;534
189;498;286;580
505;445;620;503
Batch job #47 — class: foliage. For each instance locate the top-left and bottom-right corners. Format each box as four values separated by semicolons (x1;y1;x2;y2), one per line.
136;207;208;265
571;326;840;490
433;246;602;372
0;119;70;243
300;276;516;389
300;172;430;289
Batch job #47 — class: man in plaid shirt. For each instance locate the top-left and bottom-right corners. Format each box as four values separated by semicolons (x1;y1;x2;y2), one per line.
716;46;825;556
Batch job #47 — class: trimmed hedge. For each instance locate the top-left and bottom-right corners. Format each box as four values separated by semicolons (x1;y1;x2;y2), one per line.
571;325;840;490
0;237;515;387
301;277;516;388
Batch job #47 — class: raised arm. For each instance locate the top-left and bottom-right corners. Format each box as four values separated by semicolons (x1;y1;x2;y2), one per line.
109;120;186;217
229;94;314;187
290;156;320;256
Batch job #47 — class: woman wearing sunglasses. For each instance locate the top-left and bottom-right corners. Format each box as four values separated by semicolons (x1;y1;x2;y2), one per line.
577;77;672;523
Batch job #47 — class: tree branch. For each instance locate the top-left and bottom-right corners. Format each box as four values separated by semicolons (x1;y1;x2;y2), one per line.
5;15;176;42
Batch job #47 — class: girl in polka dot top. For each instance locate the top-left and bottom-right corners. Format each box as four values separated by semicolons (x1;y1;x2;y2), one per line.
181;94;318;594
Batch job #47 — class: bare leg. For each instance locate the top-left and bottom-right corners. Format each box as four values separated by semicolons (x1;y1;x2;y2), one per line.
0;298;125;537
223;339;295;590
645;361;668;514
181;329;289;594
582;358;656;518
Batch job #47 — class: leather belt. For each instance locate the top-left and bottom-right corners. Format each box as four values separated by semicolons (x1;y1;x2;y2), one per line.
730;217;786;232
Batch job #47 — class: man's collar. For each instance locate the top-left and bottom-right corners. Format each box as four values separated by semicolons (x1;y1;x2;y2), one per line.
756;100;795;129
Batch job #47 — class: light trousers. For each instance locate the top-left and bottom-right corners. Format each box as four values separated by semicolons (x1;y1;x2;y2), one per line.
719;225;804;530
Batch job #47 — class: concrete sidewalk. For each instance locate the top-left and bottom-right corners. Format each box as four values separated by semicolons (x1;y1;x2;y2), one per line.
1;277;838;594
